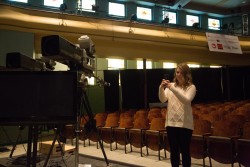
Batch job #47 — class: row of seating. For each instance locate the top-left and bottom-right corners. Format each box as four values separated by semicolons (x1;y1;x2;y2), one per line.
79;113;166;160
193;100;250;126
61;99;250;167
189;100;250;167
192;119;250;167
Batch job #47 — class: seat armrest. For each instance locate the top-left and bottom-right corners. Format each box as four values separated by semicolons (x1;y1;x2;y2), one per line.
141;129;149;132
159;129;166;132
125;126;133;130
203;133;211;136
231;135;241;140
203;133;212;138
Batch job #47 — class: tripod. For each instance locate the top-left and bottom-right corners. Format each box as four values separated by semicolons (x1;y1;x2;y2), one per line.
76;86;109;166
43;126;65;167
42;85;109;167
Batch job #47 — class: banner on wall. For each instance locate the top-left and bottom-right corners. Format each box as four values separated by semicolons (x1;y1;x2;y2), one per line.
206;32;242;54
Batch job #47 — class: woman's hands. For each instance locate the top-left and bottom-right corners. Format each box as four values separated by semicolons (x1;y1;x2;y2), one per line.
160;79;171;89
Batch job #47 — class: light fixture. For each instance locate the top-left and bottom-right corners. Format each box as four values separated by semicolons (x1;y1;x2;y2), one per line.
130;14;137;22
192;22;200;29
59;3;67;12
229;22;234;29
220;23;234;34
92;5;99;11
220;24;228;30
161;16;169;24
128;14;137;34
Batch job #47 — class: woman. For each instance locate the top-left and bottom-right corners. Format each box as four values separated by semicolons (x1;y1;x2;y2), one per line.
159;63;196;167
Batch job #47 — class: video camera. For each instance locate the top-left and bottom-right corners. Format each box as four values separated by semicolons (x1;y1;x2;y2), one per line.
41;35;95;76
41;35;109;87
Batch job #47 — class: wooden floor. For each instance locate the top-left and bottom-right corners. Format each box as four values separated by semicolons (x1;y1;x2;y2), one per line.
0;139;243;167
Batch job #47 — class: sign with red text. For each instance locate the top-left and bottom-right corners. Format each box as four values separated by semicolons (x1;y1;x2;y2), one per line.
206;32;242;54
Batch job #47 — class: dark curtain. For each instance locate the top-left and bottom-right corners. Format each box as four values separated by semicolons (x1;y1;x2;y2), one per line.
104;66;250;111
146;69;175;105
192;68;223;103
103;70;119;112
245;72;250;99
225;66;250;101
120;69;144;110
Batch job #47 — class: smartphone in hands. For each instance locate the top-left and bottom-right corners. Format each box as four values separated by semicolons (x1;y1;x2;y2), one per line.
163;74;169;80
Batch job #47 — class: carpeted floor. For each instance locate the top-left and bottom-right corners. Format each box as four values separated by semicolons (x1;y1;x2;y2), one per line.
1;141;230;167
0;150;141;167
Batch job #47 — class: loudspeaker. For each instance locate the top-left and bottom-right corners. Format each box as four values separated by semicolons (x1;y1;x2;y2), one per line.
242;14;249;36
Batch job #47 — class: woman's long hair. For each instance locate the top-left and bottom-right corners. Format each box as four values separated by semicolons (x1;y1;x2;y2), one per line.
173;63;193;89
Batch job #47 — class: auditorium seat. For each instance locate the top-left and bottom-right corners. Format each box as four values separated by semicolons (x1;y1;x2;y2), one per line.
99;113;119;151
133;109;148;120
84;112;107;149
147;111;162;123
207;120;240;167
237;121;250;167
161;108;167;119
112;116;134;153
224;114;246;136
144;117;166;160
190;119;212;167
79;116;89;147
60;124;75;145
127;116;150;157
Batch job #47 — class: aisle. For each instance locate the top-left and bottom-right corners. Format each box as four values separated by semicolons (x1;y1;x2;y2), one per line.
77;141;171;167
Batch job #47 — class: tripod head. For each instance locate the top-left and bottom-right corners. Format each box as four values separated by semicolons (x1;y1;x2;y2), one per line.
41;35;110;88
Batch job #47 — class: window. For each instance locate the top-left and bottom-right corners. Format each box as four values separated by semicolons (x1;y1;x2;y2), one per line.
137;60;152;69
109;2;125;17
81;0;96;12
107;59;124;86
107;59;125;70
208;18;220;30
186;15;199;26
44;0;63;7
210;65;222;68
188;64;200;68
137;6;152;21
9;0;27;2
162;11;177;24
163;62;176;68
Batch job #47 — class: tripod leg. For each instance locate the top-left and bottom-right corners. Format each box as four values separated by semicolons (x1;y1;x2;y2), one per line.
43;128;61;167
27;125;33;167
56;138;65;156
81;91;109;166
96;129;109;166
9;126;24;158
32;125;39;167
